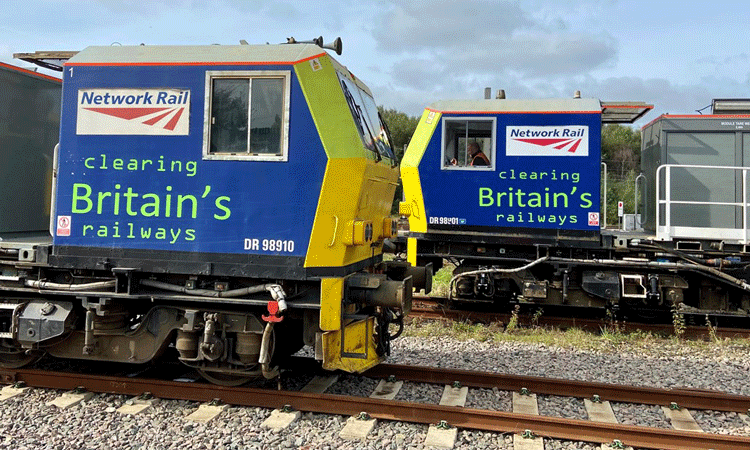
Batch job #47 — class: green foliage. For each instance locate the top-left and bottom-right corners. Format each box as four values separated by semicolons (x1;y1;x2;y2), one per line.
705;314;721;344
601;124;643;226
531;308;543;327
431;262;455;297
604;170;640;226
505;304;520;333
672;303;686;339
403;316;750;357
379;107;420;214
601;124;641;176
378;106;420;162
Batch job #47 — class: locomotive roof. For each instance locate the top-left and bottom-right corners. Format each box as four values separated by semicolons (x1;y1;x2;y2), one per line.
0;61;60;84
19;43;373;98
427;98;603;114
428;98;652;123
66;44;329;65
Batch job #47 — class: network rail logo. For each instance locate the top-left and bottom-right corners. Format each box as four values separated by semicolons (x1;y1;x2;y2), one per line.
506;126;589;156
76;88;190;135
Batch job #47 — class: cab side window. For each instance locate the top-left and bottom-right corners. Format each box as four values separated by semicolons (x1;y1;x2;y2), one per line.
337;70;396;162
442;118;494;170
204;71;290;161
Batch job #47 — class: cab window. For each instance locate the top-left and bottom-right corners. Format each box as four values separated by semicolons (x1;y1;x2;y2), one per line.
442;118;495;170
337;70;395;162
203;71;290;161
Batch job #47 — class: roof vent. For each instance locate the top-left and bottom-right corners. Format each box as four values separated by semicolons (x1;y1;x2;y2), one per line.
496;89;505;99
574;90;581;99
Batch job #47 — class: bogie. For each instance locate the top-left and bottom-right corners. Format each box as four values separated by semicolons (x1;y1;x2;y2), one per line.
0;293;312;381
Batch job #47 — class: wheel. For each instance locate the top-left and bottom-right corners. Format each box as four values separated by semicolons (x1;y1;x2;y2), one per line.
0;341;43;369
196;369;258;386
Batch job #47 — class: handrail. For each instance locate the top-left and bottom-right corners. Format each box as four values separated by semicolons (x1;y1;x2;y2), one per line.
634;172;646;227
656;164;750;243
600;162;607;229
48;143;60;238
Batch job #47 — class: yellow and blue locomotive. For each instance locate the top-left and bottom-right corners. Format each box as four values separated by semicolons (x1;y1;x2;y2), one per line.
0;40;425;384
400;93;750;323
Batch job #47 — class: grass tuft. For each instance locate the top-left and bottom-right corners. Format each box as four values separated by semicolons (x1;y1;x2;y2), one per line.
430;263;455;298
402;315;750;359
418;260;749;358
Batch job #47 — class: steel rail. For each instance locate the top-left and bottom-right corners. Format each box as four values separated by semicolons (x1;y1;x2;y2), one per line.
0;368;747;450
366;363;750;413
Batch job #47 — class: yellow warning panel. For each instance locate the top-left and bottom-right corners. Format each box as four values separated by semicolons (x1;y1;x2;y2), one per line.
321;317;381;373
319;277;344;331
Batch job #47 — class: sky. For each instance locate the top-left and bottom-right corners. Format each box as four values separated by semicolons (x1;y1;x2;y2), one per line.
2;0;749;126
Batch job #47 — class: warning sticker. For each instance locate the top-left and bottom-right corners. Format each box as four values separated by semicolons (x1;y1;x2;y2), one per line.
588;212;600;227
57;215;71;236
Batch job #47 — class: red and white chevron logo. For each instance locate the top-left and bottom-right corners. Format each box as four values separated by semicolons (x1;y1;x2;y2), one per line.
76;89;190;135
506;126;589;156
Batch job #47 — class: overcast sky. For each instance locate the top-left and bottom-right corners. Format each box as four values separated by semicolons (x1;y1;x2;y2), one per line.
2;0;748;126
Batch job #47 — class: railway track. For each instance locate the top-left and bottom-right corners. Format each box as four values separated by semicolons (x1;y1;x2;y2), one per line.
1;358;749;449
412;297;750;339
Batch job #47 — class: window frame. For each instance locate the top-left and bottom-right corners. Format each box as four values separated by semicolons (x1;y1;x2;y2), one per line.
202;70;291;162
336;69;396;163
441;116;496;171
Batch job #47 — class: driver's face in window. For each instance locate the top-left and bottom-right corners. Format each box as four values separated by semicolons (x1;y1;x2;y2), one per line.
468;142;480;158
443;119;493;169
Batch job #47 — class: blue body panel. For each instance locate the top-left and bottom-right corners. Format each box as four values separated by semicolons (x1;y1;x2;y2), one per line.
54;64;326;257
421;112;601;232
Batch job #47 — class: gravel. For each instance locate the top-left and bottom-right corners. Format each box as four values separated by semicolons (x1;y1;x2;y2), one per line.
692;410;750;436
465;387;511;411
610;402;672;428
393;381;442;404
1;333;749;449
391;337;750;396
325;374;378;397
537;395;587;420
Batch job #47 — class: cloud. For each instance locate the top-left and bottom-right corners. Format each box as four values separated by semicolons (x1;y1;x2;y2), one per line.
696;53;750;66
373;1;532;53
374;69;750;128
382;30;617;103
373;0;618;94
694;53;750;88
453;30;617;77
550;75;750;126
368;1;749;125
389;58;451;91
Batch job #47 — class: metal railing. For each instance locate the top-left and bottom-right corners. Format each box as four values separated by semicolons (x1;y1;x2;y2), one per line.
634;172;646;228
600;162;607;229
656;164;750;243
